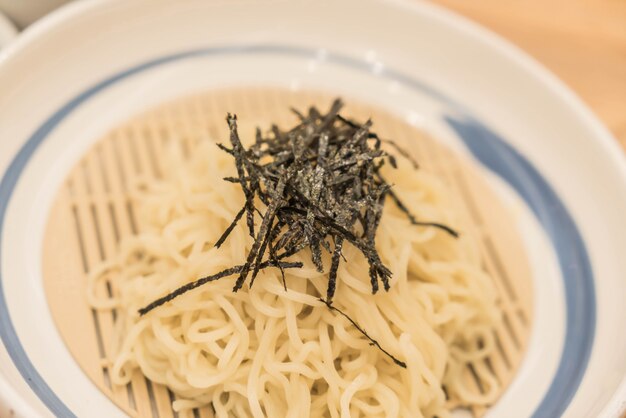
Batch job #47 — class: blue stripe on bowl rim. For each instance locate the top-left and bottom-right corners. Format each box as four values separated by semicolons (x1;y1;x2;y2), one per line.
0;45;595;418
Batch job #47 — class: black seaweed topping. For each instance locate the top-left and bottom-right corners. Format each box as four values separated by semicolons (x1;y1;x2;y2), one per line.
139;99;459;368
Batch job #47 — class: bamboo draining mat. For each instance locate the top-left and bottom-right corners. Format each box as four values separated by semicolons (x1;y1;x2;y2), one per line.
43;87;532;418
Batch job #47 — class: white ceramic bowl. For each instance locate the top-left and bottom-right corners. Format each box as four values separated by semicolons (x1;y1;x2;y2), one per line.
0;1;625;417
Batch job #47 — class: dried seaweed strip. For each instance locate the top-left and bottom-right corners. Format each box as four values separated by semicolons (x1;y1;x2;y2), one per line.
236;175;287;290
226;115;256;237
377;172;459;238
326;237;344;301
138;260;303;315
379;138;419;169
214;206;246;249
290;107;306;121
307;231;324;272
223;176;249;183
267;230;286;291
216;142;234;155
337;113;419;169
319;298;406;368
274;221;302;252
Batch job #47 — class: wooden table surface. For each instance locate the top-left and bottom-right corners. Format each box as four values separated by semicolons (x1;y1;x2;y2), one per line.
431;0;626;153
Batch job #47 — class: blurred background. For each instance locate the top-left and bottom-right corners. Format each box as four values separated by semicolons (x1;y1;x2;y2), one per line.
0;0;624;150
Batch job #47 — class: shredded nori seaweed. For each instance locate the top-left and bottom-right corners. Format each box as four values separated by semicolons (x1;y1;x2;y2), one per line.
139;99;459;368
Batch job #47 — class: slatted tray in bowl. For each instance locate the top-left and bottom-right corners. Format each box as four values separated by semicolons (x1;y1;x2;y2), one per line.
43;87;532;418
